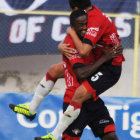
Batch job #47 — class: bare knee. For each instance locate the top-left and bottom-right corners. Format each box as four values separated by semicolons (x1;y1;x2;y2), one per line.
101;132;119;140
48;63;64;78
72;84;92;104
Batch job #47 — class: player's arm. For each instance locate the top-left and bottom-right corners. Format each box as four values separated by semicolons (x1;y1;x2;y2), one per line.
73;45;123;80
67;27;92;56
58;40;75;59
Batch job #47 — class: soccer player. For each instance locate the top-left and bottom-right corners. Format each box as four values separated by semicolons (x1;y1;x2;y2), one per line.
35;9;122;140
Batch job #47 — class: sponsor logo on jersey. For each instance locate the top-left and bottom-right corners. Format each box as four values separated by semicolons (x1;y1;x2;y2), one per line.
63;62;66;68
86;27;99;37
110;33;120;46
70;54;82;60
69;49;82;60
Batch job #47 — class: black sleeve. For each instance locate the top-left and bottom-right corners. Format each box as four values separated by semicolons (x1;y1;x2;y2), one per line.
83;38;93;46
72;63;85;70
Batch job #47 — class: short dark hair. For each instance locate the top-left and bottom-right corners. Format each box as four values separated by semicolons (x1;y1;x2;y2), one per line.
70;9;87;27
69;0;91;10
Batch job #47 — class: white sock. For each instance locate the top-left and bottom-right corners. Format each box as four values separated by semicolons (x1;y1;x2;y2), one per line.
51;102;81;140
29;76;55;114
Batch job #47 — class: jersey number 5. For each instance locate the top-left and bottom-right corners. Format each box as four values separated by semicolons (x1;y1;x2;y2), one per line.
91;72;103;82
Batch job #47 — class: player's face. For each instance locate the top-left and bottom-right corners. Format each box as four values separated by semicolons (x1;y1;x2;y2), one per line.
74;15;87;38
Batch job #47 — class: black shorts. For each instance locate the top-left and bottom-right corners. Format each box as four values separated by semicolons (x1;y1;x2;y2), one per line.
63;98;115;138
82;64;122;97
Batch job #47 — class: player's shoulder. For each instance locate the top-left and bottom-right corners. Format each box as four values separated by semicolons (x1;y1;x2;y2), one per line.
87;5;105;26
88;5;104;19
64;35;75;47
64;34;72;40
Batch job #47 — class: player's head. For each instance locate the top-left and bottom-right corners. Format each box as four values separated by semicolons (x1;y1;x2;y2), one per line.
69;0;91;10
70;9;87;39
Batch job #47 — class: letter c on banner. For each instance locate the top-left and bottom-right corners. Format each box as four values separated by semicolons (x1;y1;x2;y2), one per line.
17;114;38;128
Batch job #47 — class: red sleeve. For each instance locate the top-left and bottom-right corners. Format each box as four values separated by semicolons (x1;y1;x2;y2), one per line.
64;35;84;67
83;13;104;47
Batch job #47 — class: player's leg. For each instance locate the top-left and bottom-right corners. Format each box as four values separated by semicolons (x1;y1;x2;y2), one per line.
36;82;94;139
62;98;116;140
71;83;94;104
82;64;122;97
9;63;64;120
60;68;102;127
101;132;119;140
61;97;119;140
34;99;87;140
61;102;82;140
67;64;122;105
51;82;95;136
42;85;92;139
34;64;120;138
34;65;121;138
29;63;64;114
88;98;119;140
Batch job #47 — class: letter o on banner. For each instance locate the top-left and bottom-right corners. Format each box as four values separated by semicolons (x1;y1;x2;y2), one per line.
38;110;57;128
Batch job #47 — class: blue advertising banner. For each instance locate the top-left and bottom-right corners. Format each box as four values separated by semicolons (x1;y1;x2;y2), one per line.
0;93;140;140
0;13;135;58
0;0;137;58
0;14;65;57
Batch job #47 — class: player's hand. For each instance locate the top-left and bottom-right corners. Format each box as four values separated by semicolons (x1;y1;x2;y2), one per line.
103;43;123;61
111;42;124;58
67;26;75;35
58;42;75;59
114;42;124;55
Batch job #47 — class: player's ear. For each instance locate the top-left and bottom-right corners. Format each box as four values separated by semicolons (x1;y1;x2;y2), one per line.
72;7;79;11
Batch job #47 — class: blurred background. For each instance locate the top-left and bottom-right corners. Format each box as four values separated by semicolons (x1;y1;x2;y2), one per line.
0;0;140;140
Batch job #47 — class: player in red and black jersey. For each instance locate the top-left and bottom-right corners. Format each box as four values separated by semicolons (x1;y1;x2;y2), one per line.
35;9;122;140
68;0;125;65
62;11;119;140
64;0;125;104
56;1;125;139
